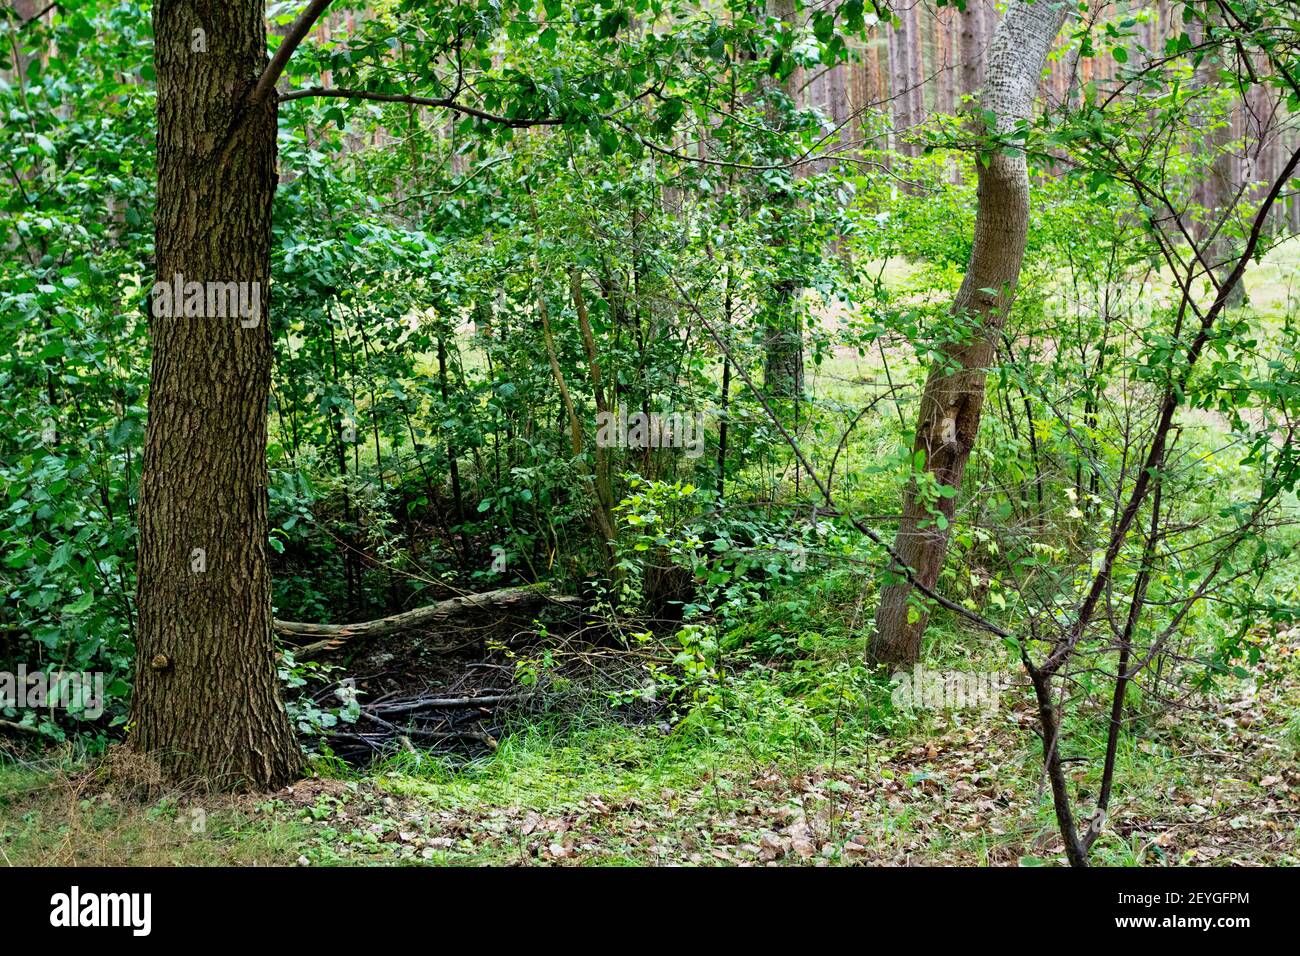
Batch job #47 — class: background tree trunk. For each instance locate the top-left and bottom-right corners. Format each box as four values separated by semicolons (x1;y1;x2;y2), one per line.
937;6;957;116
889;1;922;158
851;31;884;153
760;0;804;401
130;0;302;790
870;0;1071;666
959;0;985;98
904;1;926;139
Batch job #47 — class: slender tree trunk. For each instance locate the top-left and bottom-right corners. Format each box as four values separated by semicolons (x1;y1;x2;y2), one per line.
571;269;619;561
130;0;301;789
938;5;960;182
1193;12;1245;304
871;0;1071;666
938;7;957;116
869;29;885;114
537;274;618;571
760;0;804;401
438;334;470;567
889;2;917;157
827;58;849;129
904;1;926;136
852;32;883;153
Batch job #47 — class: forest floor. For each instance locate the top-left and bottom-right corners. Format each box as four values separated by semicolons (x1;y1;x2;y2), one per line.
4;245;1299;868
3;624;1297;867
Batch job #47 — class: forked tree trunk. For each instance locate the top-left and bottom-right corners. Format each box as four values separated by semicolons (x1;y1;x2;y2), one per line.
870;0;1070;666
130;0;302;789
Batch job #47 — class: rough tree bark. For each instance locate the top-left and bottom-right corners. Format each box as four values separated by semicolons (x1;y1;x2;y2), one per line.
130;0;302;789
870;0;1070;666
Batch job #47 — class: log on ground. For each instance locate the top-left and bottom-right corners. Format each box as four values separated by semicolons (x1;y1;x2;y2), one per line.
274;586;582;659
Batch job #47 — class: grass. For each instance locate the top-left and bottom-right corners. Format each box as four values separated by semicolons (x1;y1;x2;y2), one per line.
5;608;1296;866
1244;235;1300;317
0;758;312;866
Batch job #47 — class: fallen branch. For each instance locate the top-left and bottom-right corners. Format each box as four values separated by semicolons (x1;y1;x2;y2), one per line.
324;689;517;762
370;693;520;716
0;718;42;736
274;586;581;659
328;727;499;751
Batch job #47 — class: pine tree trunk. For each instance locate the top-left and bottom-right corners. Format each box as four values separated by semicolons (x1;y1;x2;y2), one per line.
905;1;926;136
888;8;910;157
859;32;884;151
938;7;957;116
871;0;1071;666
130;0;302;790
960;0;984;97
889;1;926;158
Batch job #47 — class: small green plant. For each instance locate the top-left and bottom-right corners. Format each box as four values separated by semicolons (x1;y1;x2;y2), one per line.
278;651;361;738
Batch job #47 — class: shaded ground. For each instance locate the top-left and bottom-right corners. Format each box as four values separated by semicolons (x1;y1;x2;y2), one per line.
4;626;1296;866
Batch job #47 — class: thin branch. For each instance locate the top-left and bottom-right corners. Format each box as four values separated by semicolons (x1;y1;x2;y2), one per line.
278;85;568;127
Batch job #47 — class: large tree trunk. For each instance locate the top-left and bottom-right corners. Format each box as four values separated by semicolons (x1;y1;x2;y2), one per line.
870;0;1070;666
130;0;302;789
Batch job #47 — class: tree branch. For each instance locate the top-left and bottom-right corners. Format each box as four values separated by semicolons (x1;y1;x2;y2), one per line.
1046;140;1300;675
251;0;337;107
278;86;568;127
